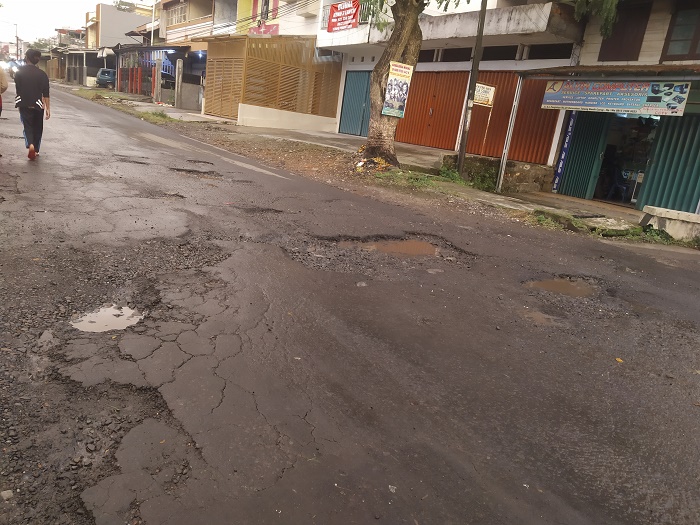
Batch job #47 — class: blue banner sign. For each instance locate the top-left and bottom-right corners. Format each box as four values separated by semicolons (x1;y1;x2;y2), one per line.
542;80;690;116
552;110;577;193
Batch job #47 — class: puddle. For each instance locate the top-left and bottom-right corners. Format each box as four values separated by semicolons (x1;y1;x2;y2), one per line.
71;305;144;332
338;239;439;257
522;309;561;326
524;278;595;298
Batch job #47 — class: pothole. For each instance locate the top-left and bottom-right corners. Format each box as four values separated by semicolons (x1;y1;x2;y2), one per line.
169;167;221;177
338;239;439;257
71;305;144;333
524;278;595;298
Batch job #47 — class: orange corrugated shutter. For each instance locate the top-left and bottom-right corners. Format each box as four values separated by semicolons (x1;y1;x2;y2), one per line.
396;71;468;150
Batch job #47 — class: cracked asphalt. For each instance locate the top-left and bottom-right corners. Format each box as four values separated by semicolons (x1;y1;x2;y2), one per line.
1;85;700;525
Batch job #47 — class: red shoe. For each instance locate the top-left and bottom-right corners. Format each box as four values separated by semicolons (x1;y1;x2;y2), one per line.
28;144;36;160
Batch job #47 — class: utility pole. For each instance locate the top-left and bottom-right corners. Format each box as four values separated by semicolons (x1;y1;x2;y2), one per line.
150;0;155;44
457;0;488;176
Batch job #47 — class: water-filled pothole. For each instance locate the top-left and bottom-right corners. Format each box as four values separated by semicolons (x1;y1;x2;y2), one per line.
338;239;439;257
524;278;595;298
71;305;144;332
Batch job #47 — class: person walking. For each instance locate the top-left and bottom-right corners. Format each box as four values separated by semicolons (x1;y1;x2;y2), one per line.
14;49;50;160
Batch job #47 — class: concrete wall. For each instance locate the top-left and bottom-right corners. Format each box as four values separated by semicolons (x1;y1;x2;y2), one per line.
180;82;202;111
214;0;237;26
189;0;213;20
97;3;151;48
580;0;675;66
237;103;337;132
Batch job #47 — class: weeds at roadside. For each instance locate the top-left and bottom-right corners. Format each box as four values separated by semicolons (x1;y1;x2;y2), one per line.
374;169;435;189
465;165;498;192
140;110;174;124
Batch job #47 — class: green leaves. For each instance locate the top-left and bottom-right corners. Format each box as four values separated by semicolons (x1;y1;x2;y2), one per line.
566;0;620;38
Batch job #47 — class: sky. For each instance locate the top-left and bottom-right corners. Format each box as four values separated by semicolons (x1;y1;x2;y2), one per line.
0;1;154;44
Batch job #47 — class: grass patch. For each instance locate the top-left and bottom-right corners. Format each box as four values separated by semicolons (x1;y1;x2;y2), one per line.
140;110;174;123
464;164;498;192
374;169;435;189
526;211;564;230
437;166;466;184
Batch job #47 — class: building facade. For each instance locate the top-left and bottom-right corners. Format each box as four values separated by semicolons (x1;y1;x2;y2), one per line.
540;0;700;214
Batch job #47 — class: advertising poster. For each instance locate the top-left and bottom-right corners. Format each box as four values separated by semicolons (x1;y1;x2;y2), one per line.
381;61;414;118
542;80;691;116
474;82;496;107
327;0;360;32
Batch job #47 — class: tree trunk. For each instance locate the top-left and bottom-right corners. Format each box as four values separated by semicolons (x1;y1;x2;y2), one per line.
363;0;424;166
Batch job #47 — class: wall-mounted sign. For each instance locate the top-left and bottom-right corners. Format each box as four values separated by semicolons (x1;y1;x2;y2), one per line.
327;0;360;32
542;80;691;116
552;110;577;194
382;61;414;118
474;82;496;107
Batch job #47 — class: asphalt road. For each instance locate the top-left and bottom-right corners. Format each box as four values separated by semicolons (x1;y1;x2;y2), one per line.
1;85;700;525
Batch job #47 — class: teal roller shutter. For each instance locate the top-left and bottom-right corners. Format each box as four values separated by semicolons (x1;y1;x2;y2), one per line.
558;112;612;200
339;71;371;137
637;115;700;213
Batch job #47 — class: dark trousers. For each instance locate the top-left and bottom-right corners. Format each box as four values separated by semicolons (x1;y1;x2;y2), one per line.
19;107;44;153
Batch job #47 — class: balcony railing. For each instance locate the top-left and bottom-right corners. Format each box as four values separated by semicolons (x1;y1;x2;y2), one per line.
321;2;371;30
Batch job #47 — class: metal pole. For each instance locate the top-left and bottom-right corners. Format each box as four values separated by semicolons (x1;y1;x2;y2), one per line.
15;24;19;60
457;0;488;175
150;1;156;44
496;75;523;193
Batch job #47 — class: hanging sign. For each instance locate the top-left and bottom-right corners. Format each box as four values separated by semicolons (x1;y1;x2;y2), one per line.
542;80;691;116
474;82;496;107
327;0;360;32
552;110;577;194
381;61;414;118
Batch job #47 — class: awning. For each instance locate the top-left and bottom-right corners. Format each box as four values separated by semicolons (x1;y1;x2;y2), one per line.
521;64;700;81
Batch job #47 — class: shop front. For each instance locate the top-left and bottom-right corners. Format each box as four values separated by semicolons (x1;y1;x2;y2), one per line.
526;66;700;214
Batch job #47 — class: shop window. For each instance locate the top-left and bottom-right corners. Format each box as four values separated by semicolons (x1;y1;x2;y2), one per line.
441;47;471;62
597;0;652;62
662;0;700;61
418;49;436;62
481;46;518;61
528;43;574;60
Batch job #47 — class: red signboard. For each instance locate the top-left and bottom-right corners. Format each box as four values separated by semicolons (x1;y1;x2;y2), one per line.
327;0;360;32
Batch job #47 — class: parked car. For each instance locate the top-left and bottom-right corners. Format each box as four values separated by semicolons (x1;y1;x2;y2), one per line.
96;68;116;89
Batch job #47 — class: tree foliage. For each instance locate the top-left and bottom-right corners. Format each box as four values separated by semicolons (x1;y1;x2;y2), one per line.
29;38;54;51
565;0;621;37
114;0;137;12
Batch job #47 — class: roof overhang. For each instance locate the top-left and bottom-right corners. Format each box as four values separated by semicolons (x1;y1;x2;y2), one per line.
112;44;191;54
520;64;700;81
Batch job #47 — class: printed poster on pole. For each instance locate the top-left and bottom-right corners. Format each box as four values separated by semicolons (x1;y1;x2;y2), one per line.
381;61;414;118
327;0;360;32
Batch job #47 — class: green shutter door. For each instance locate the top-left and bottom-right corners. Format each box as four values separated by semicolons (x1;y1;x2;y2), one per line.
637;115;700;213
339;71;371;137
558;112;613;200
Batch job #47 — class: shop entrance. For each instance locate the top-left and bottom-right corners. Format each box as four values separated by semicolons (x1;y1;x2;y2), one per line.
558;111;659;205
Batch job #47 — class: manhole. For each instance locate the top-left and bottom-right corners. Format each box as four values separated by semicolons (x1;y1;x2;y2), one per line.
71;305;144;333
524;278;594;298
338;239;439;257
